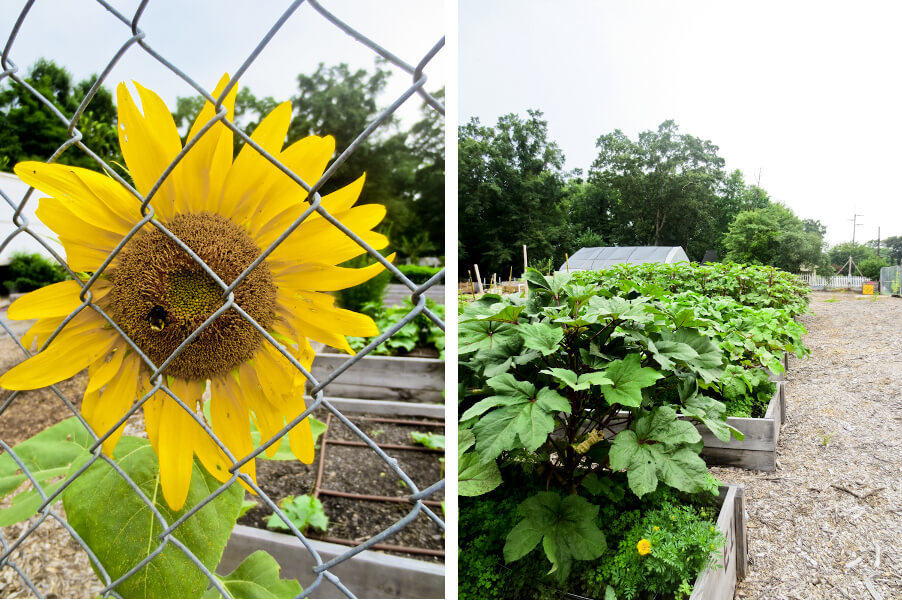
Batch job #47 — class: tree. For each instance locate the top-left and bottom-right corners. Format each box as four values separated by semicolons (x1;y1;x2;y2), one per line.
458;111;569;278
828;242;878;274
0;58;122;173
589;121;727;260
868;235;902;265
723;203;825;272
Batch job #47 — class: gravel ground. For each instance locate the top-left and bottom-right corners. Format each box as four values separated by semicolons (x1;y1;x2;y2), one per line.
711;291;902;600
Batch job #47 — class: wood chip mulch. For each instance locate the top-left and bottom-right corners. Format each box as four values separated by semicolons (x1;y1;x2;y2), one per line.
711;291;902;600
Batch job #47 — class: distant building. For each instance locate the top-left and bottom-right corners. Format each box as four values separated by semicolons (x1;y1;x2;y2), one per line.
560;246;689;272
0;171;59;266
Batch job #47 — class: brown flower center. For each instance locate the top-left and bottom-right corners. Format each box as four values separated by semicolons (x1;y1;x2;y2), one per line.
107;212;276;379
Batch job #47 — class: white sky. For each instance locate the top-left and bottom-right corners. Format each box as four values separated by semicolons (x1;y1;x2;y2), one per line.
0;0;445;133
459;0;902;246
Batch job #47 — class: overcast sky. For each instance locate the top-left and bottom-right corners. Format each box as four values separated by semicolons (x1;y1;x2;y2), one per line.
1;0;445;132
459;0;902;246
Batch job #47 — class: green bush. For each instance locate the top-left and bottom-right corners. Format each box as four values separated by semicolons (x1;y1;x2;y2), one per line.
333;254;392;314
3;252;69;293
396;263;443;284
348;298;444;358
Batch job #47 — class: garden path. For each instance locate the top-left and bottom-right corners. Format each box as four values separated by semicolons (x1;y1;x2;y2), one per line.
709;291;902;600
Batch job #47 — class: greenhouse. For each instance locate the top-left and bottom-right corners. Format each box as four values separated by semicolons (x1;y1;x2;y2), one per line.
561;246;689;272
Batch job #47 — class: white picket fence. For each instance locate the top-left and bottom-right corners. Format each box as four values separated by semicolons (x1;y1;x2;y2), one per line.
797;273;870;290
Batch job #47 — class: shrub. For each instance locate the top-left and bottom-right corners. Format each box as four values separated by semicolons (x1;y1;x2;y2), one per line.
2;252;69;293
396;263;443;284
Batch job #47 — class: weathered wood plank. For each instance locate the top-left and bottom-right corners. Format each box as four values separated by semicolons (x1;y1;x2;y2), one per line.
690;484;746;599
312;353;444;402
383;283;445;306
698;382;783;452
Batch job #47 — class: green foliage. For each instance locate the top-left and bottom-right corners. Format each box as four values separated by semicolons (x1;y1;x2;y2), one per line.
3;251;69;293
203;551;302;599
0;58;124;174
410;431;445;450
62;435;244;598
858;256;888;280
459;469;725;600
577;501;725;600
348;298;445;358
723;203;825;272
458;111;569;278
396;263;443;284
266;494;329;534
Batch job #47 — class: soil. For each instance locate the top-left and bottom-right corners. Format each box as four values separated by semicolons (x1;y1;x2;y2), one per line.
238;414;445;562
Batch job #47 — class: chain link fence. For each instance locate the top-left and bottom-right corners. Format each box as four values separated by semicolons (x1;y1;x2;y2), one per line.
0;0;444;597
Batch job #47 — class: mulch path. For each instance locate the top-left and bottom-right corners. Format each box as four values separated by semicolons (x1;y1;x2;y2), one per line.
710;291;902;600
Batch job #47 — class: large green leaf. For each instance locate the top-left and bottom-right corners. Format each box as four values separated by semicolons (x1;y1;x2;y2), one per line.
518;322;564;355
62;436;243;598
600;354;662;407
458;452;502;497
459;320;519;354
0;417;93;526
503;492;605;580
203;551;301;599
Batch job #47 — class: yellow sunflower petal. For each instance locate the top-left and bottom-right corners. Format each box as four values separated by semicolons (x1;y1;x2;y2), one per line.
0;312;118;390
36;198;125;252
13;162;137;234
238;362;284;458
142;385;165;452
157;394;196;511
295;291;380;337
319;172;365;214
86;347;127;393
211;375;257;487
116;83;178;220
274;253;395;292
245;135;335;234
287;403;314;465
269;205;388;265
181;74;237;214
275;303;355;354
8;280;90;320
83;352;140;456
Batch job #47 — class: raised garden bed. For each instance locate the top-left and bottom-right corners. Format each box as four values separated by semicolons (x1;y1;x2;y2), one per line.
689;484;747;600
312;353;444;403
697;381;785;471
224;397;445;598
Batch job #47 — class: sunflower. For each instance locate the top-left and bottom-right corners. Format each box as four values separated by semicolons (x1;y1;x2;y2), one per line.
0;74;391;510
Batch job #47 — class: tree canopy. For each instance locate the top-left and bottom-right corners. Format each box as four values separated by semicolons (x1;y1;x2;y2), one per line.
458;110;569;279
723;203;826;273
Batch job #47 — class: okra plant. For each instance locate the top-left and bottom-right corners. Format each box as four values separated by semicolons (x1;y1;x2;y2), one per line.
459;269;741;580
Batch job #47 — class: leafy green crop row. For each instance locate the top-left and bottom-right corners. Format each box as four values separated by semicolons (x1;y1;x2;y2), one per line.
458;263;810;599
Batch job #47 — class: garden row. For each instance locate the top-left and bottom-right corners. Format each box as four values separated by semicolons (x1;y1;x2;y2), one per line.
458;262;808;600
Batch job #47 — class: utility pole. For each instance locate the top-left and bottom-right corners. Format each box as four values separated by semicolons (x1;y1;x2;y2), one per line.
877;227;881;258
849;213;864;279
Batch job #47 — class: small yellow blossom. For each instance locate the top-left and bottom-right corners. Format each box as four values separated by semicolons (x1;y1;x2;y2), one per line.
637;538;652;556
653;525;659;531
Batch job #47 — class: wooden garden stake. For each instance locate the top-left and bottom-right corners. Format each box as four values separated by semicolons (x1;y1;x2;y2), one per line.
473;264;484;294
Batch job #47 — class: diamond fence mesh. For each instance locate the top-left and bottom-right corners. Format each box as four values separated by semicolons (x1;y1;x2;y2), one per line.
0;1;444;598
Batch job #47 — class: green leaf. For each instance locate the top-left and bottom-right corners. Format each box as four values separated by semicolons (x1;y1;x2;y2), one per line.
459;320;519;354
458;452;502;497
534;387;571;414
62;436;243;599
503;492;605;581
203;551;302;599
465;304;525;324
633;406;701;447
472;405;524;462
581;473;624;503
540;367;578;389
609;431;660;497
266;494;328;534
519;322;564;355
669;328;725;383
0;417;94;526
458;428;475;460
605;584;618;600
410;431;445;450
574;371;615;390
486;372;536;399
600;354;663;408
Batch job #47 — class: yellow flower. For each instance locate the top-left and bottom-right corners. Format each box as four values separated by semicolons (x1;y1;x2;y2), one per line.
653;525;659;531
637;538;652;556
0;75;390;511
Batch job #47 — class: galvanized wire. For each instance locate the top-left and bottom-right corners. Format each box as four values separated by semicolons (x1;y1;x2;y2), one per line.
0;1;445;598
